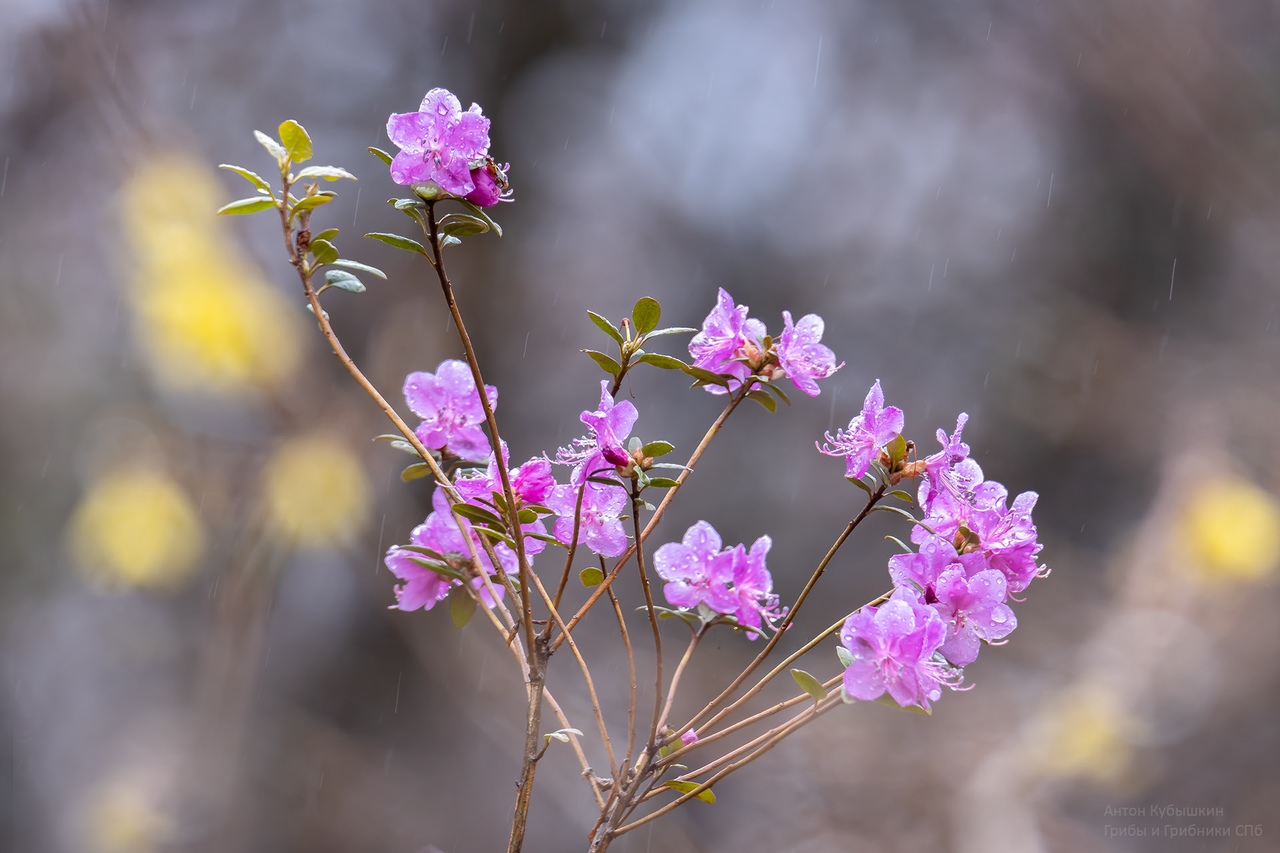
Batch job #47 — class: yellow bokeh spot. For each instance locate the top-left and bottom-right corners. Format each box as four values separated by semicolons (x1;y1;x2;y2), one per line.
1032;688;1142;785
85;778;171;853
262;435;370;547
120;156;302;394
1178;477;1280;582
69;468;205;590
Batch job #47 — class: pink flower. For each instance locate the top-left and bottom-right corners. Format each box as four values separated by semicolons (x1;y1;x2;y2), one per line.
385;511;507;612
838;587;955;710
917;414;985;520
775;311;842;397
404;360;497;463
688;288;766;395
729;536;785;639
463;161;508;207
570;381;639;468
653;521;739;613
818;380;905;479
387;88;491;194
546;478;629;558
680;729;699;747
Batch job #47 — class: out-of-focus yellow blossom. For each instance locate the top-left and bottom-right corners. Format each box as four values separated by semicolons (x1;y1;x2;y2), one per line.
84;775;173;853
120;156;302;394
1031;687;1143;786
69;468;205;589
1178;477;1280;582
262;434;370;547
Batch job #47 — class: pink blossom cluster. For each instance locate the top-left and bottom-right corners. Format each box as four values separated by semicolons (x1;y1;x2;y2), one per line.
826;383;1047;710
688;288;843;397
386;88;508;207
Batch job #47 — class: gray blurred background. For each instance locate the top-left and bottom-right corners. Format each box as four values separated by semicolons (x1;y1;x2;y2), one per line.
3;0;1280;851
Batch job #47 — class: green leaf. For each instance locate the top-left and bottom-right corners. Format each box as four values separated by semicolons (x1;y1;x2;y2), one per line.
836;645;854;668
455;199;503;236
449;587;477;628
582;349;622;376
400;462;434;482
663;780;715;804
644;326;698;338
331;258;387;279
645;477;680;489
368;146;394;166
636;352;687;371
439;213;489;238
543;727;583;743
516;507;538;525
632;297;661;335
884;535;914;553
365;232;428;255
873;505;918;523
762;381;792;407
217;196;277;215
641;441;675;458
681;364;731;387
218;163;272;194
889;490;914;504
848;477;874;498
405;556;466;583
746;389;776;412
323;269;365;293
312;227;339;243
587;311;625;347
278;119;313;162
885;434;908;466
791;668;828;701
295;165;356;182
291;194;334;215
254;129;287;164
579;567;604;588
309;238;339;266
452;504;503;528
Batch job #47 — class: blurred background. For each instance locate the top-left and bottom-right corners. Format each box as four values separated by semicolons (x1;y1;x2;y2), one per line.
3;0;1280;850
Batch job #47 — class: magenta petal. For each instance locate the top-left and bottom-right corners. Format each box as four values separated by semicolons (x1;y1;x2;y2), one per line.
843;656;887;701
450;108;492;160
419;87;463;120
390;149;431;185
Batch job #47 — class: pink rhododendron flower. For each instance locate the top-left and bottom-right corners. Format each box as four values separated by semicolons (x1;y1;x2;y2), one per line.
448;446;553;561
385;511;507;612
546;479;628;558
404;360;497;463
838;587;955;710
653;521;739;613
917;414;985;519
963;483;1045;594
680;729;699;747
774;311;843;397
688;288;766;394
818;380;905;479
557;381;639;469
464;161;508;207
387;88;491;194
729;536;786;639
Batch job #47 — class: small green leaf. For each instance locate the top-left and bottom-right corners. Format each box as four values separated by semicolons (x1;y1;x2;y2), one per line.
644;326;698;338
439;213;489;238
582;349;622;376
645;477;680;489
746;389;776;412
365;232;428;255
254;130;287;164
368;146;394;166
295;165;356;182
453;504;503;528
873;505;918;523
278;119;313;162
836;645;854;668
587;311;625;347
449;587;477;628
848;477;875;498
309;238;339;266
681;364;731;387
217;196;277;215
218;163;272;194
663;780;715;804
291;194;334;215
632;297;661;335
331;258;387;279
516;507;538;525
886;434;908;466
405;556;466;583
791;668;828;701
762;381;792;407
641;441;675;458
455;199;503;236
543;727;583;743
579;567;604;588
636;352;687;371
889;489;914;503
323;269;365;293
312;227;339;243
400;462;434;482
884;535;913;553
